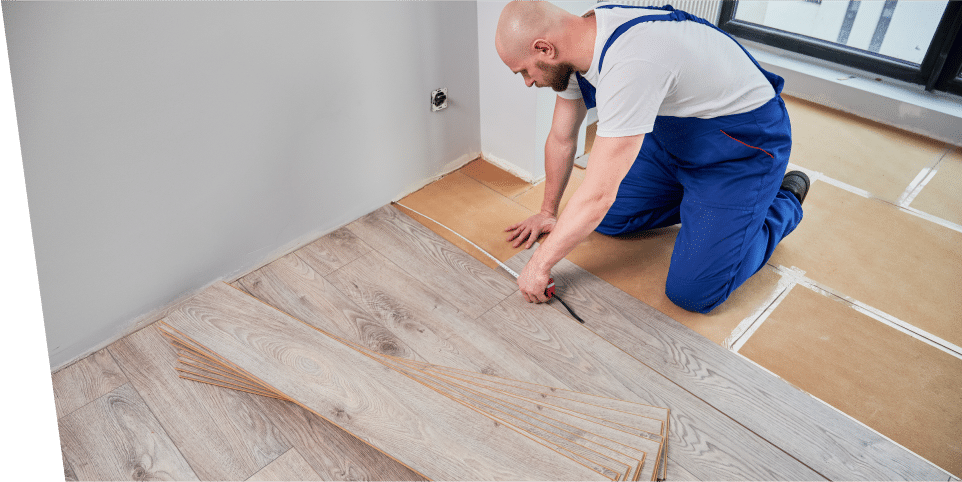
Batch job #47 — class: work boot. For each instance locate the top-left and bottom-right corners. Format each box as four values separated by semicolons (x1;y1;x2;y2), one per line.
781;170;810;205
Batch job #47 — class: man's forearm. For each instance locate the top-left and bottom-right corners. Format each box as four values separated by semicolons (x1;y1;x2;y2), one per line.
526;134;644;280
540;135;578;216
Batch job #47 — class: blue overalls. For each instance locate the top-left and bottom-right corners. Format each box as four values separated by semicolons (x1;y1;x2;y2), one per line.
578;4;803;313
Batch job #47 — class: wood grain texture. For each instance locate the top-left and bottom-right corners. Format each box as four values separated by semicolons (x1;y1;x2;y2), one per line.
381;358;636;481
62;448;78;481
476;291;820;481
250;395;426;481
665;458;699;481
294;227;372;276
230;280;252;294
507;249;948;481
414;363;667;436
345;205;517;319
164;282;604;480
238;252;421;361
396;364;667;482
52;348;128;419
326;250;560;383
291;206;808;479
58;383;198;481
108;326;291;481
245;449;320;481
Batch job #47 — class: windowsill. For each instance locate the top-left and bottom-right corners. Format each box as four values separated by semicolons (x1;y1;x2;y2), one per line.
742;39;962;147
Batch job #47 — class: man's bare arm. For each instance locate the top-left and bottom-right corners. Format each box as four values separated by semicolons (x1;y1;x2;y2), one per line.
518;133;645;302
506;95;587;248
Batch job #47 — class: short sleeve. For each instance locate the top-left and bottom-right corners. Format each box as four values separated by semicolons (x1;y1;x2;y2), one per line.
556;72;583;100
595;59;673;137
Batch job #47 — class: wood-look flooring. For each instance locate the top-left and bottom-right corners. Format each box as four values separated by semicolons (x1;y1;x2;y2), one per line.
53;205;950;481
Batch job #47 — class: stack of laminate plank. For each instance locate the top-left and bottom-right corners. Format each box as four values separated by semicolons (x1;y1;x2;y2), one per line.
159;282;670;481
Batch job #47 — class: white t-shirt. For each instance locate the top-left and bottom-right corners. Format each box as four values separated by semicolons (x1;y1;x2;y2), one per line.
559;5;776;138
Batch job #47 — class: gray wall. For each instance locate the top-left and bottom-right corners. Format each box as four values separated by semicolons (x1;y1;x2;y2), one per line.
4;1;481;369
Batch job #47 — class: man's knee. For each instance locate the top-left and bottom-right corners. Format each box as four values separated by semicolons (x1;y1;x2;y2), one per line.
664;275;732;314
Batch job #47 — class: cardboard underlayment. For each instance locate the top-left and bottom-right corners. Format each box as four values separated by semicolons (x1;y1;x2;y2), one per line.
160;282;668;481
739;285;962;478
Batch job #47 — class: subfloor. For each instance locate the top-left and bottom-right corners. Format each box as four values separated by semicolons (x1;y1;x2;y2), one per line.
394;95;962;478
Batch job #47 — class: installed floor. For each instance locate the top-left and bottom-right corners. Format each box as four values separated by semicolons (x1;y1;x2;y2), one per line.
394;95;962;478
53;204;946;481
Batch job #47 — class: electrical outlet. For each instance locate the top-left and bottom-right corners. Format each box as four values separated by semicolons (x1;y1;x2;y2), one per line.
431;88;447;112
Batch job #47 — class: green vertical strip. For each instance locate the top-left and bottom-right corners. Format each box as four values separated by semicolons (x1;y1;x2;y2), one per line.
0;8;64;480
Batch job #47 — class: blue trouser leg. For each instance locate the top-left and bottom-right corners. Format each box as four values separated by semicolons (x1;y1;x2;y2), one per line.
596;134;683;236
596;95;803;313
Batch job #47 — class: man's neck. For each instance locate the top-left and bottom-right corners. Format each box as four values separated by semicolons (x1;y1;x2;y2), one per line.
572;13;596;74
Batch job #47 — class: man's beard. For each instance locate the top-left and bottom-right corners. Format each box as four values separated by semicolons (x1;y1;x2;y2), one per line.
536;60;575;92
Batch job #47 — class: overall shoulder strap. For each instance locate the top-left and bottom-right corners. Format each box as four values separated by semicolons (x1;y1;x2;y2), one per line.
594;4;783;94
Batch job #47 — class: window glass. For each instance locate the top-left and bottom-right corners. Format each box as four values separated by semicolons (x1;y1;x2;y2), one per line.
734;1;948;65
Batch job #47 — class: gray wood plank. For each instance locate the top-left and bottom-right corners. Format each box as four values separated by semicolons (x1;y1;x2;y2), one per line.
58;383;198;481
250;395;425;481
326;250;561;382
345;205;516;319
507;249;948;480
246;449;320;481
62;448;78;481
413;363;667;436
474;292;820;480
665;459;699;481
230;279;252;294
52;348;128;419
108;325;291;481
237;252;421;361
164;283;605;480
295;227;372;276
382;360;632;480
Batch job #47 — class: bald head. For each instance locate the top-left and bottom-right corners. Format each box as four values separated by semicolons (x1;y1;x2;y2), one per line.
495;1;570;63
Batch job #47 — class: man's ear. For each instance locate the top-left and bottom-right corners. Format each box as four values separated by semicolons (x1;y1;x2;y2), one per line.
532;39;556;59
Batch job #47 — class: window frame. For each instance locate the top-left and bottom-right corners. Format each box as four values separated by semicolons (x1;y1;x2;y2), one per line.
717;0;962;96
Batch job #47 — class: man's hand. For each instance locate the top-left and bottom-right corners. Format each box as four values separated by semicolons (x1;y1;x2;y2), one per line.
518;259;552;303
505;212;557;249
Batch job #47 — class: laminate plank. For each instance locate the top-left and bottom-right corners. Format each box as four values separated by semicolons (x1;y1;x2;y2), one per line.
413;363;667;436
475;292;820;480
507;249;948;480
250;395;425;481
665;459;699;481
421;374;651;481
52;348;128;419
382;358;636;481
62;448;78;481
230;280;252;294
164;282;605;480
294;227;372;276
108;325;291;481
326;250;562;382
422;368;665;448
238;252;421;361
345;205;517;318
58;383;198;481
246;449;320;481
